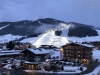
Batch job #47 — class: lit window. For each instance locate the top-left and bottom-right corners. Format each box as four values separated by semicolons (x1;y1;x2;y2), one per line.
78;51;80;53
78;55;80;57
60;48;63;52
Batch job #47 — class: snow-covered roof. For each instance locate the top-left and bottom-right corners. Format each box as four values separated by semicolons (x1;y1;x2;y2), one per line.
80;43;94;48
62;42;94;48
0;53;21;56
24;61;42;64
27;48;50;54
0;50;21;53
0;50;21;56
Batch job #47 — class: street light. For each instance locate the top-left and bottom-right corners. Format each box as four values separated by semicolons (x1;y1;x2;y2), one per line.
7;65;12;75
60;48;63;60
52;57;56;75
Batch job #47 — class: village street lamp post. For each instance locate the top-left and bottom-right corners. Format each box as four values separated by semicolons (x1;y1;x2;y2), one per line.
52;57;56;75
6;66;12;75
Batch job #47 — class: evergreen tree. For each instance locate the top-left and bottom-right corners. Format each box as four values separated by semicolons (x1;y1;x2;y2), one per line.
7;41;15;50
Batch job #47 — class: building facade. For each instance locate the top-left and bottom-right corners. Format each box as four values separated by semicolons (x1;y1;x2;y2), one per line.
90;41;100;50
60;43;94;64
21;48;50;70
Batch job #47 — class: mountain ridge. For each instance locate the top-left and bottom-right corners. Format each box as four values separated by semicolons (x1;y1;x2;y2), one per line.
0;18;98;37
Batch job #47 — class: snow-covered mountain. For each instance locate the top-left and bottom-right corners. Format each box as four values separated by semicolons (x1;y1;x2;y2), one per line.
0;18;100;43
0;18;98;37
20;28;100;48
0;34;22;43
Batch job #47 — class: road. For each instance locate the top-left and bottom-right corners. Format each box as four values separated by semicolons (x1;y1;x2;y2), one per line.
0;67;28;75
0;68;81;75
0;62;100;75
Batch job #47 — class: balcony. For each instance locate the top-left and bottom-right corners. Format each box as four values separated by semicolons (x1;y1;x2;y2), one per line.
82;56;92;59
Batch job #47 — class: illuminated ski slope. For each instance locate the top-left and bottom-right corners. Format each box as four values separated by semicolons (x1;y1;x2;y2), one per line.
32;30;69;47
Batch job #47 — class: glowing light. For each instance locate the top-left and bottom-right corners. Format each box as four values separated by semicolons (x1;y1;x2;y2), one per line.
46;59;49;62
60;48;63;52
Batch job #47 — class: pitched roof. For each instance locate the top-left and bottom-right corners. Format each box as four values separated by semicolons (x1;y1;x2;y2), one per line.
27;48;50;54
61;42;94;48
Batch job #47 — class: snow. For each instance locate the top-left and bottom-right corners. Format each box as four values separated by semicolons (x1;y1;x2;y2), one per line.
61;29;68;37
0;50;21;56
0;53;20;56
92;50;100;61
23;70;35;72
65;42;94;48
20;23;71;48
0;26;99;74
27;48;50;54
80;44;94;47
13;59;21;67
31;30;69;47
24;48;60;59
3;64;12;69
20;29;100;48
2;49;100;75
68;29;100;42
63;66;87;73
64;66;78;71
0;34;22;43
0;24;9;30
0;50;21;53
28;48;60;59
20;37;37;43
49;50;60;59
23;66;87;74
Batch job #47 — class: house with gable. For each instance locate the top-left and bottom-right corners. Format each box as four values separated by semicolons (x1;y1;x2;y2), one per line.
21;48;50;70
60;43;94;64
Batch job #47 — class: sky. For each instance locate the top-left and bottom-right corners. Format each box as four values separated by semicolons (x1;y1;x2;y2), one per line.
0;0;100;27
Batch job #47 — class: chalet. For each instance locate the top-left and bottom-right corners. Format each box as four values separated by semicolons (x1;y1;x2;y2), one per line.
0;50;21;61
90;41;100;50
21;48;50;70
60;43;94;64
14;42;35;50
82;41;100;50
40;45;58;50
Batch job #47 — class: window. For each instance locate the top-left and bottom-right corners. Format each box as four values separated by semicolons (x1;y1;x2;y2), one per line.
34;56;41;62
78;55;80;57
78;51;80;53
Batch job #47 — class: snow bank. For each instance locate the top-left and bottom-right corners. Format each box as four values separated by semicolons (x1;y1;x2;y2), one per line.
24;66;87;74
3;64;12;69
64;66;78;71
92;50;100;61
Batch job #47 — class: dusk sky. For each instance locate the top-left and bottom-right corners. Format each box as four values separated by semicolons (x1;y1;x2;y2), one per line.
0;0;100;26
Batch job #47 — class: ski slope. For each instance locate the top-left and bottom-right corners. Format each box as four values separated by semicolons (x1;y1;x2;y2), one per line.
0;34;22;43
21;29;100;48
0;24;9;30
26;30;69;48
